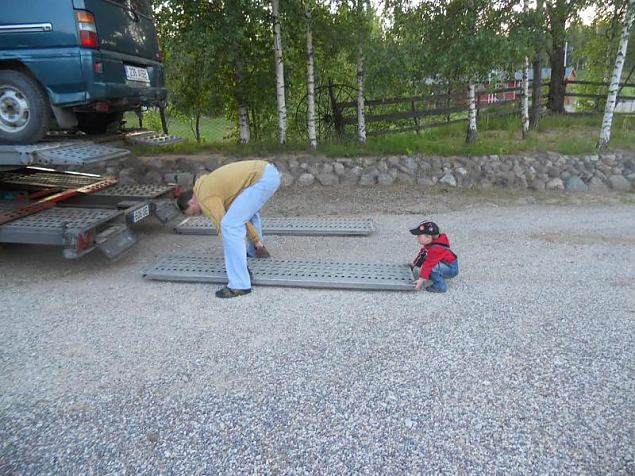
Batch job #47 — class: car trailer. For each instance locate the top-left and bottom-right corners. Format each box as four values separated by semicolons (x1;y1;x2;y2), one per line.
0;136;180;259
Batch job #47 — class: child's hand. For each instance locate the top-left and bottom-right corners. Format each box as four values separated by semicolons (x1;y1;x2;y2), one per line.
413;278;425;290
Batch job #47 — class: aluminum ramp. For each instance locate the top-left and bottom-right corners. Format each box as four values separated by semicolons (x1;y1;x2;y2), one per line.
123;130;183;147
175;216;375;236
0;200;136;259
143;255;414;291
0;142;129;166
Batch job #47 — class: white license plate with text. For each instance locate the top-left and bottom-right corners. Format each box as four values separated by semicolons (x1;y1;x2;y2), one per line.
124;65;150;84
132;204;150;223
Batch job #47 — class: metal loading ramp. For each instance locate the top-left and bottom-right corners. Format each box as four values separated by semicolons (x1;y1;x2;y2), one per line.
143;255;414;291
0;202;118;243
0;142;129;166
175;216;375;236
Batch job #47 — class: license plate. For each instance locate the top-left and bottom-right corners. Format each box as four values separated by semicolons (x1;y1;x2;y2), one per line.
131;204;150;223
124;65;150;83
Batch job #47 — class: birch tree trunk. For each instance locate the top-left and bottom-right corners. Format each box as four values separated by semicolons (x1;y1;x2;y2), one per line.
238;105;250;144
522;56;530;138
357;44;366;143
304;0;317;149
598;0;635;149
521;0;530;139
466;80;477;144
236;57;250;145
272;0;287;144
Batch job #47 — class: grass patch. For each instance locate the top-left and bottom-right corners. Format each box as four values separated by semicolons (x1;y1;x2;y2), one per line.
132;113;634;157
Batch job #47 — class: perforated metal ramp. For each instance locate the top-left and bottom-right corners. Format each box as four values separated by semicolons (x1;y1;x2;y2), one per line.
0;142;129;166
0;201;121;245
93;183;174;198
175;216;375;236
143;256;413;291
0;171;100;189
124;131;183;147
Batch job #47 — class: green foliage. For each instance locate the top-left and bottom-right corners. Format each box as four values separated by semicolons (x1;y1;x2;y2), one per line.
133;114;635;156
150;0;631;144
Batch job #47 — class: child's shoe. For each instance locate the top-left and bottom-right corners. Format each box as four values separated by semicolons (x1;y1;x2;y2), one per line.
425;285;446;293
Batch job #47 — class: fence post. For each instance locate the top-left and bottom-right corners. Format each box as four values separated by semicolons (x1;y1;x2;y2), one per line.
135;109;143;128
159;105;169;135
411;100;420;134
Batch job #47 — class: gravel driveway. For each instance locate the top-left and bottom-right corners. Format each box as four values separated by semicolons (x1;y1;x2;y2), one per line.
1;187;633;474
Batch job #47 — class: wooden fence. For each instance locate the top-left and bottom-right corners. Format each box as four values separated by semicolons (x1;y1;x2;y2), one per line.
335;80;635;137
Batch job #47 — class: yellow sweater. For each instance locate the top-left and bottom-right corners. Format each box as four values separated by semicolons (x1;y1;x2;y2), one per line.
193;160;267;243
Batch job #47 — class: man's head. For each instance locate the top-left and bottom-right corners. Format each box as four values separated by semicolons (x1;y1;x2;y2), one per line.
409;220;440;245
176;190;202;216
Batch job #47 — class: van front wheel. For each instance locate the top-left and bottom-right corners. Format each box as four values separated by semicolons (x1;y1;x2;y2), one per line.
76;112;124;134
0;70;51;144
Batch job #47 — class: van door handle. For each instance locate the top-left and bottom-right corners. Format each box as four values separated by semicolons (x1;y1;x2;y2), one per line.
0;23;53;33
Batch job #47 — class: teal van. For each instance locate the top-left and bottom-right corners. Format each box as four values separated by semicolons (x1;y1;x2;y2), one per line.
0;0;167;143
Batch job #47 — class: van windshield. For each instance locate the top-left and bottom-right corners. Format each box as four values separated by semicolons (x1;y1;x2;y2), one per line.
109;0;153;18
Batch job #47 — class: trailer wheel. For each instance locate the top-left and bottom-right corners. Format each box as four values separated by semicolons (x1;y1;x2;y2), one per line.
0;70;51;144
76;112;124;134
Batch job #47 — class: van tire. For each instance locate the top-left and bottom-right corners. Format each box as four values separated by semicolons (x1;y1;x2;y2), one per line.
76;112;124;134
0;70;51;144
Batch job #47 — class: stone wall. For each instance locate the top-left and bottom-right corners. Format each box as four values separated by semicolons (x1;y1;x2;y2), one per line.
80;151;635;193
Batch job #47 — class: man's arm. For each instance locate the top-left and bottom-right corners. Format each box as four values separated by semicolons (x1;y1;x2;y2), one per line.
246;222;261;244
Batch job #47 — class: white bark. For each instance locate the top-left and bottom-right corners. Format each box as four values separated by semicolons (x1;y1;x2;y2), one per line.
272;0;287;144
357;45;366;143
599;0;635;148
466;80;477;144
522;57;530;139
238;104;250;144
304;0;317;149
521;0;530;139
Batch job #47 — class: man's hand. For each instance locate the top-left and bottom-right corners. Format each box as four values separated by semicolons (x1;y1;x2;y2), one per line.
254;241;271;258
413;277;425;290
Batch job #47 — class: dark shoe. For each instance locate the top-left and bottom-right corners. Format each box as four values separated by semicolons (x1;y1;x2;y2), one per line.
215;286;252;298
425;285;446;293
255;245;271;258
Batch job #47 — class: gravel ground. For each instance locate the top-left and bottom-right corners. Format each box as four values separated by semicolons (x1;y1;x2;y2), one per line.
0;187;634;474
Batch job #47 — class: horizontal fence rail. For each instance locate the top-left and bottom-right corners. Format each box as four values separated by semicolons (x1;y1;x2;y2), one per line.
338;78;633;137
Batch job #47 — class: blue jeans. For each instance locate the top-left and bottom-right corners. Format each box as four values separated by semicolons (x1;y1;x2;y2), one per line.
221;164;280;289
429;260;459;291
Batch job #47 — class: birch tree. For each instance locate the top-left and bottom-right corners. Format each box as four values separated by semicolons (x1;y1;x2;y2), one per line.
237;59;250;144
356;0;370;144
304;0;317;148
521;0;530;139
272;0;287;144
598;0;635;149
357;43;366;143
466;80;477;143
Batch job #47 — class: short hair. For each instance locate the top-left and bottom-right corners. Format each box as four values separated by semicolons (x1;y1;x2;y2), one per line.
176;189;194;213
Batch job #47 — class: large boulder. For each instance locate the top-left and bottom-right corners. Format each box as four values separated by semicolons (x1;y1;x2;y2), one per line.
297;173;315;186
564;175;588;192
608;174;631;192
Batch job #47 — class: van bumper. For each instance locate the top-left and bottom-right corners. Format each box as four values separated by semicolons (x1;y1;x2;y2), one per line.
40;48;167;109
77;49;167;110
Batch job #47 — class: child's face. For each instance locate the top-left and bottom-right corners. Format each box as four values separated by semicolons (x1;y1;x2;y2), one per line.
417;234;433;245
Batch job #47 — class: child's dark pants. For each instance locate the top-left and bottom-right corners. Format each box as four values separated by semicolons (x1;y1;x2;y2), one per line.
429;260;459;292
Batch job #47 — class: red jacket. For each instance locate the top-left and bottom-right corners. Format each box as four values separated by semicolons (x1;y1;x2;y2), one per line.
413;234;457;279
